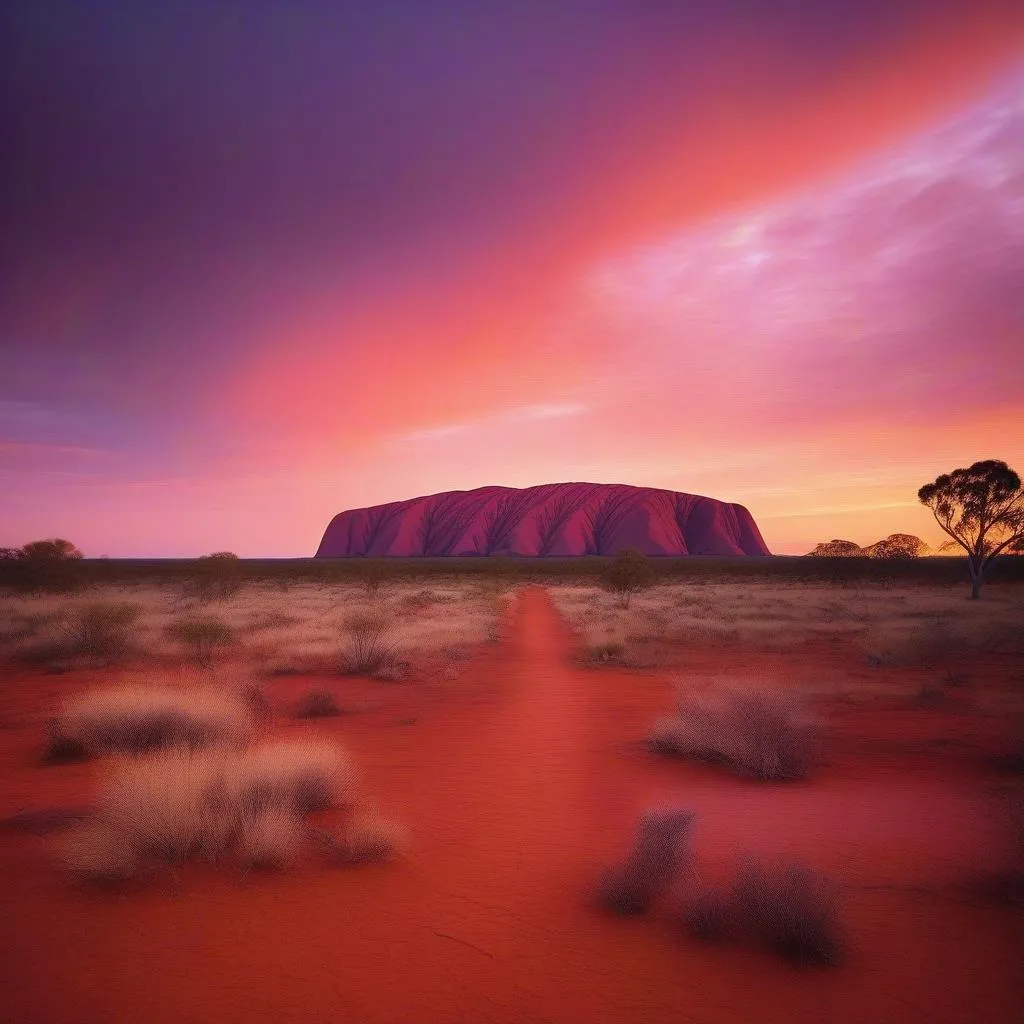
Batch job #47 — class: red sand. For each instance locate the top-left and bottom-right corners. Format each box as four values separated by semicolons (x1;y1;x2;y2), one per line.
1;588;1020;1023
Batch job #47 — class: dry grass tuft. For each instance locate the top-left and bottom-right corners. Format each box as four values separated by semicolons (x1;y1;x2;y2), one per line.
61;740;355;880
45;684;254;761
331;814;408;865
237;808;303;869
596;808;695;916
650;686;821;781
165;615;235;666
223;739;356;814
340;608;403;676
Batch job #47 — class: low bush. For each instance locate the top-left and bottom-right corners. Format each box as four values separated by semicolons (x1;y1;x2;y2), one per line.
64;602;142;664
602;549;657;609
294;688;342;718
331;814;407;865
222;739;355;814
44;684;254;762
596;808;695;916
61;740;355;880
165;615;235;666
679;886;735;942
733;856;845;966
340;609;403;676
649;686;820;781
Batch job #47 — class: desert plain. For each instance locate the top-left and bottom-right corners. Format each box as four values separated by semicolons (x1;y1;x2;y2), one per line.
0;562;1021;1024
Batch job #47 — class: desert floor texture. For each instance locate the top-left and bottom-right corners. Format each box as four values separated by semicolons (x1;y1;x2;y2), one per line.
1;584;1021;1023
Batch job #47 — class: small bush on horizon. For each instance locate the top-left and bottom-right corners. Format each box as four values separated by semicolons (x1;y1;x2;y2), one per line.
602;549;657;609
186;552;242;601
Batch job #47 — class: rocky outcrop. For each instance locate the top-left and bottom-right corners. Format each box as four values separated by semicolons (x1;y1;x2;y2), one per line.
315;483;770;557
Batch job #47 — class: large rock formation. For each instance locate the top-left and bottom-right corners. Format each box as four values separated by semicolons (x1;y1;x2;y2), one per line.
315;483;770;557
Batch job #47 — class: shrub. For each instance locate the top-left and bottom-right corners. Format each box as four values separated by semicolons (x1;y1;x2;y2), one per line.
45;684;254;761
680;886;735;942
294;688;342;718
5;539;84;592
649;686;820;781
20;538;84;560
61;740;355;880
165;615;235;666
237;807;303;869
332;814;407;865
62;750;236;878
602;549;657;609
586;641;625;664
187;552;242;601
341;609;402;676
63;602;141;664
733;857;845;966
596;808;695;916
222;739;356;814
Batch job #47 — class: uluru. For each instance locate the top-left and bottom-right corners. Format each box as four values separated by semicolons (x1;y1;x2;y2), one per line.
315;483;771;557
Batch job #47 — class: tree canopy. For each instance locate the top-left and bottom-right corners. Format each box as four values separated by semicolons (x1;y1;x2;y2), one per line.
918;459;1024;598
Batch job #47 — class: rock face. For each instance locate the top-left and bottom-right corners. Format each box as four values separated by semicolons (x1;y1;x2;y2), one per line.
315;483;771;557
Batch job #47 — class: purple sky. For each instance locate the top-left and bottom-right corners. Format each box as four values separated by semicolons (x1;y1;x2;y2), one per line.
1;1;1022;555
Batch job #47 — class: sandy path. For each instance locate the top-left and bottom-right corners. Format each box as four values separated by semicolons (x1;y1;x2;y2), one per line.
1;586;1020;1023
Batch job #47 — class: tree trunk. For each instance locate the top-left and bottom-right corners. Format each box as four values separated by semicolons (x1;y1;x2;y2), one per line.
968;557;983;599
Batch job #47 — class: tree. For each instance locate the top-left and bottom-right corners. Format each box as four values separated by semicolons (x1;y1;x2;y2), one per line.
865;534;928;559
190;551;241;600
602;549;657;608
20;538;83;560
918;460;1024;599
806;540;862;557
7;538;83;591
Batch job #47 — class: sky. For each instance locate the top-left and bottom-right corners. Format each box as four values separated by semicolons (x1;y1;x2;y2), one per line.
1;0;1022;557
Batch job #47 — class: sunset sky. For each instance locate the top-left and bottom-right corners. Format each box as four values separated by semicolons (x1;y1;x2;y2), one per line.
2;1;1023;557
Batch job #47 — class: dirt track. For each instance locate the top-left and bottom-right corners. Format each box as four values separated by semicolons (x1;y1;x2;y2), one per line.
1;587;1020;1023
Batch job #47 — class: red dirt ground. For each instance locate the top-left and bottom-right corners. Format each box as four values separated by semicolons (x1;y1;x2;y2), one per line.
1;587;1020;1023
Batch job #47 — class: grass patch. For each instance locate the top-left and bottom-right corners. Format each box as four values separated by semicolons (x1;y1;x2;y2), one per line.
165;615;235;666
649;686;820;781
340;608;403;676
61;740;355;880
44;684;254;762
